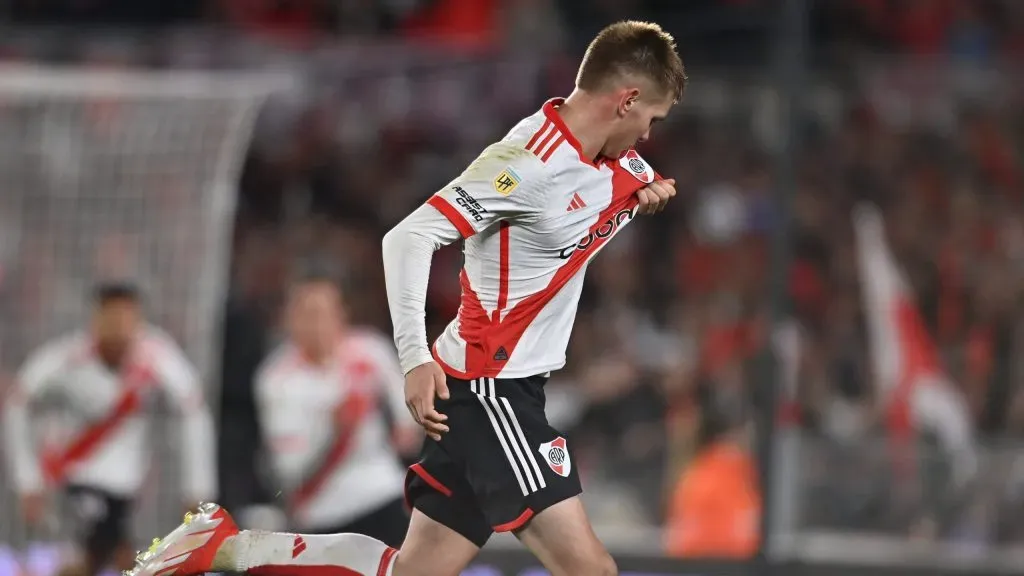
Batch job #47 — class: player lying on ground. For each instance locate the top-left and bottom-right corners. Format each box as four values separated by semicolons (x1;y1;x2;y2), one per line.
255;272;420;547
3;282;216;576
126;19;685;576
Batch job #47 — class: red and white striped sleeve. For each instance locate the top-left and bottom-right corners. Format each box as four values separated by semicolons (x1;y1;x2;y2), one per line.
3;336;76;494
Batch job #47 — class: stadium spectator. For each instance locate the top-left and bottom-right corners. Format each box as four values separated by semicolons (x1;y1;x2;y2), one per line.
664;393;759;558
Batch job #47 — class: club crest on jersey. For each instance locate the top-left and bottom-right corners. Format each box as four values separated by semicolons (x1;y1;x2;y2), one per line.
538;436;571;478
619;149;654;184
493;167;521;196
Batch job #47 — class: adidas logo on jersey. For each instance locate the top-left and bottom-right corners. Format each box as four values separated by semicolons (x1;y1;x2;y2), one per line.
565;192;586;212
493;346;509;361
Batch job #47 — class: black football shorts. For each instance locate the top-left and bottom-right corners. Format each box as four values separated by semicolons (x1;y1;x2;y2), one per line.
64;484;132;564
404;374;582;548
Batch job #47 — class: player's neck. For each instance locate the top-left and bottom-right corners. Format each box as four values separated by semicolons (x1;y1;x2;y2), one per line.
557;91;612;162
92;338;134;370
297;331;345;367
96;347;128;370
298;344;336;367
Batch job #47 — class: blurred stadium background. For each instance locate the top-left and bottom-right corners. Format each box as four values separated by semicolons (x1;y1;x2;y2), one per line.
2;0;1024;575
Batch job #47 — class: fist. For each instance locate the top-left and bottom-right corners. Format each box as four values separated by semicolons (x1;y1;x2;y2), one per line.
404;361;451;441
636;178;676;215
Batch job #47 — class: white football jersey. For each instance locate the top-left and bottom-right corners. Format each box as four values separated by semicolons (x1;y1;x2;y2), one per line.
2;328;216;501
426;98;660;379
255;329;414;530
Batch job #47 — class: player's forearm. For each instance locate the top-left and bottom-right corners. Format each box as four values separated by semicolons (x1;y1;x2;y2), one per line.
179;406;217;502
382;204;461;374
2;392;44;492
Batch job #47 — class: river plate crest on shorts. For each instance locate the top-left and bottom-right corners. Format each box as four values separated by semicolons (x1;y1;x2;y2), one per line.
619;149;654;184
539;436;571;478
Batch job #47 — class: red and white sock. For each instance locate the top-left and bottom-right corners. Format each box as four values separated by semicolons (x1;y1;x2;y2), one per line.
216;530;398;576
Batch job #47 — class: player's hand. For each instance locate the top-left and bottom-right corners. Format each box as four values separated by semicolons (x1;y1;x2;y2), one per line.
20;492;46;526
404;362;450;441
636;178;676;215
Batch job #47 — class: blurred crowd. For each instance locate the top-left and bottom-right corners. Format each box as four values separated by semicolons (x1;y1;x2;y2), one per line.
2;0;1024;559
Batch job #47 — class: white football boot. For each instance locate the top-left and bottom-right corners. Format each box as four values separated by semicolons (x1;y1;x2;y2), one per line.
124;502;239;576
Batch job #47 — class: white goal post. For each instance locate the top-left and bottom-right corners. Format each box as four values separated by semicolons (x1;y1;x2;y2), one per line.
0;65;293;548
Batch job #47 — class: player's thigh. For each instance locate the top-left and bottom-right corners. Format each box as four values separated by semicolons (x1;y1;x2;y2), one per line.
515;496;617;576
393;509;479;576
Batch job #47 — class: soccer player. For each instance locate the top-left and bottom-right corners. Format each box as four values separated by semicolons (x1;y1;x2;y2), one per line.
2;282;216;576
254;274;419;547
125;20;683;576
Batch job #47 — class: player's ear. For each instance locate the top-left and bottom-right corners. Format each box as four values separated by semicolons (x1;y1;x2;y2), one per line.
617;88;641;118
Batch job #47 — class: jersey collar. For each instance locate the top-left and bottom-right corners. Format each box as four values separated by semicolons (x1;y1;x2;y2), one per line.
542;98;601;169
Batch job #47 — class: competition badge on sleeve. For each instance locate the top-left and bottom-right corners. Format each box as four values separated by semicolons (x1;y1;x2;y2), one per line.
493;167;521;195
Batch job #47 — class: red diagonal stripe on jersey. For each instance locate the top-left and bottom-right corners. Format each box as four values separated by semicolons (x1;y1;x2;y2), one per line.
441;159;656;378
525;119;552;152
290;362;377;514
42;362;154;485
487;196;639;374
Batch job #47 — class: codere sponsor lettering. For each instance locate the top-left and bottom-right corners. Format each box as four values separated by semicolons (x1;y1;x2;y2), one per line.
557;205;637;259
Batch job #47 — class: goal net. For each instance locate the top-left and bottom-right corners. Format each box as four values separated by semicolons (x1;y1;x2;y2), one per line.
0;65;288;551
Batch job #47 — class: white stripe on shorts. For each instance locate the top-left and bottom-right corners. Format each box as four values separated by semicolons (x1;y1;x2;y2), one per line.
498;395;547;490
471;378;546;495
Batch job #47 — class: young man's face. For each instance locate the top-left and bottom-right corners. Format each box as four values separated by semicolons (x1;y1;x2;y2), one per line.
92;299;141;362
603;87;675;159
287;281;346;358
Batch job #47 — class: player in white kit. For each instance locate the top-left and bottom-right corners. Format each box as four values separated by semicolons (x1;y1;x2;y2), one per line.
255;274;420;547
3;283;216;576
126;20;684;576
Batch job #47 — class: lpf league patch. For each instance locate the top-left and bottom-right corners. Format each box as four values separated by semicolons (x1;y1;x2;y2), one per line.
619;149;654;184
493;167;521;196
539;436;571;478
